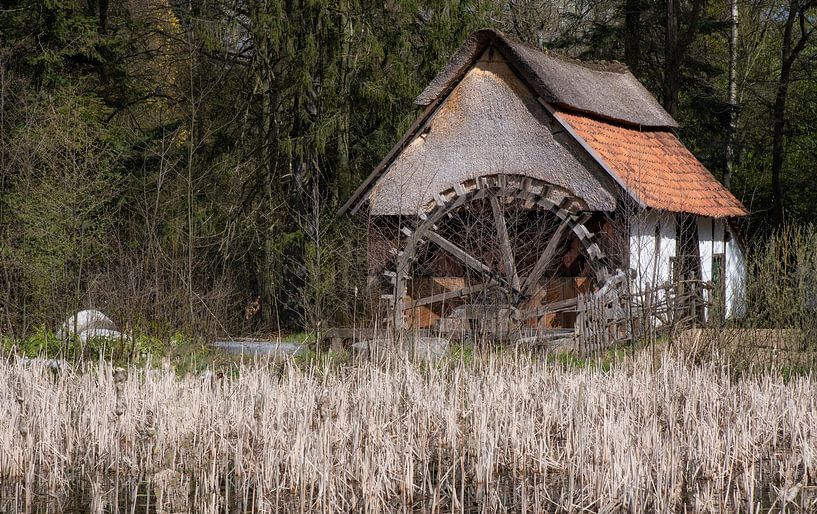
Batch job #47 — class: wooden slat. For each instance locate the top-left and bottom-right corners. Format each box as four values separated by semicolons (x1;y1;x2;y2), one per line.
520;296;579;319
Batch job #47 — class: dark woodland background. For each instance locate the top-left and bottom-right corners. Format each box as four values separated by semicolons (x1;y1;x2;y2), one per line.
0;0;815;337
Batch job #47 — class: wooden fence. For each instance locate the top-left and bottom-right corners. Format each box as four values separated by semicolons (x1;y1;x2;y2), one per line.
574;271;714;356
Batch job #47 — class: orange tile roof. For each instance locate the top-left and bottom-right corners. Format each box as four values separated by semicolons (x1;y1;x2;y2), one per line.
556;110;747;218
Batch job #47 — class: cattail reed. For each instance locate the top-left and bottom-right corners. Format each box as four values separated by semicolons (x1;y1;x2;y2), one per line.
1;352;816;513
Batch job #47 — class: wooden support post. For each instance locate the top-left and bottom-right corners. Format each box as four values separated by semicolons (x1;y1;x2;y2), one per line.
576;294;585;355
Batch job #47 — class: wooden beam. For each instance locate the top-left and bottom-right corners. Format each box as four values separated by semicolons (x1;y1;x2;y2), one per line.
425;231;520;297
490;195;521;290
409;284;488;308
521;217;571;296
520;297;579;320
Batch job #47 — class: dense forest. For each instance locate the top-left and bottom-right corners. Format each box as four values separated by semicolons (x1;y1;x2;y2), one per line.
0;0;815;338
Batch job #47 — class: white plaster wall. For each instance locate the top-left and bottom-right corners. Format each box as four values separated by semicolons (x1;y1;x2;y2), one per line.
628;210;677;295
697;217;746;319
628;211;747;323
725;228;747;317
697;217;723;281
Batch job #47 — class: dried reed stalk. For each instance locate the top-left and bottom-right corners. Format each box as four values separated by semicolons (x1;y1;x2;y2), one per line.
1;352;815;513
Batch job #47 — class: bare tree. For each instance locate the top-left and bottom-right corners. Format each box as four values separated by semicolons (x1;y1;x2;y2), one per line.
724;0;739;189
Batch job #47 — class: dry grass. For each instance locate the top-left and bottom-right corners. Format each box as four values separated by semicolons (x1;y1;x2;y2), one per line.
2;352;817;513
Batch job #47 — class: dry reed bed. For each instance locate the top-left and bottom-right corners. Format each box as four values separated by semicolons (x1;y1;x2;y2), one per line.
1;353;816;513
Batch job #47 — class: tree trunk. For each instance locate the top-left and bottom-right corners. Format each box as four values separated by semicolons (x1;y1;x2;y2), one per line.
261;85;278;328
770;1;814;227
663;0;680;117
187;42;196;327
337;0;352;203
770;66;790;227
624;0;643;74
98;0;109;34
255;19;282;328
661;0;705;119
724;0;738;189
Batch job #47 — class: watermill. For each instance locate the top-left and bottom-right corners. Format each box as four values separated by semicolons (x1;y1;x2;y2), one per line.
382;175;610;338
340;28;748;351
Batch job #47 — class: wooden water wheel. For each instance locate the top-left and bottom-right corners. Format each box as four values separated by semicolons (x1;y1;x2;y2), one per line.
384;174;612;337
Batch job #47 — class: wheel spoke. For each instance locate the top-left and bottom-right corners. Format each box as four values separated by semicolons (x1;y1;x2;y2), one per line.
490;195;521;290
521;216;571;297
519;297;579;320
426;230;519;296
409;283;490;308
426;230;495;277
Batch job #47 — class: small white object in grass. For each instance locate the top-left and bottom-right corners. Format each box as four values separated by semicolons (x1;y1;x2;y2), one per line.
56;309;117;339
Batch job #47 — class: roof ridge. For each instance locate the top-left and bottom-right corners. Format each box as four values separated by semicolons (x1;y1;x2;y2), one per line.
480;28;630;74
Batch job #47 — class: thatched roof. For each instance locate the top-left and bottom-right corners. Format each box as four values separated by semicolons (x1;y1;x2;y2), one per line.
362;55;619;216
416;29;678;129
